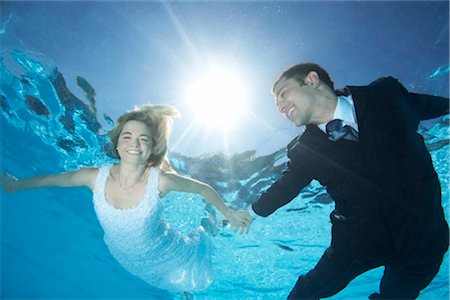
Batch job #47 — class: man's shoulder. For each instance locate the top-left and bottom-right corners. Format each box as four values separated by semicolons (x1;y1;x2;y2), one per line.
286;126;321;156
368;76;402;88
286;128;306;152
347;76;403;91
346;76;407;101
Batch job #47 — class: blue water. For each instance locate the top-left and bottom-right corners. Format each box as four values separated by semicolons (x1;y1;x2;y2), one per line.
1;50;449;300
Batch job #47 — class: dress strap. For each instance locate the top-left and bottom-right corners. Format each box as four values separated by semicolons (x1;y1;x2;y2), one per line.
94;164;113;195
145;167;161;201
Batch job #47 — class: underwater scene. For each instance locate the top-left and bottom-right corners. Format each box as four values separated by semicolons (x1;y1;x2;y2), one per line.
1;45;449;300
1;1;449;300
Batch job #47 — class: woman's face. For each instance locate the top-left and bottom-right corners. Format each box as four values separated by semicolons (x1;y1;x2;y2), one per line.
116;120;153;164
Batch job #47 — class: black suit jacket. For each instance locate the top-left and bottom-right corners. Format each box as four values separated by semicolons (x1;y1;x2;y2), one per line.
252;77;449;260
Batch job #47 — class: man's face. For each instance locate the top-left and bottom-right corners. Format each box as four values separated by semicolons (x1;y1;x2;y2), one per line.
273;76;317;126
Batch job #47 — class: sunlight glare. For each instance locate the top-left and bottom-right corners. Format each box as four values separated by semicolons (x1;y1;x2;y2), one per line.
185;67;247;131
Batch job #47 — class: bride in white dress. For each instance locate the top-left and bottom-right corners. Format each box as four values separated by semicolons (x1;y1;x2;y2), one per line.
1;104;252;295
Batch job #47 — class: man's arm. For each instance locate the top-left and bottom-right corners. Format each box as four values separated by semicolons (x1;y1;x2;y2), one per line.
252;134;315;217
408;93;449;120
251;161;312;217
369;76;449;121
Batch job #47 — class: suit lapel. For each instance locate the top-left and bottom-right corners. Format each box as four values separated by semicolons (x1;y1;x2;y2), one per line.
347;85;369;134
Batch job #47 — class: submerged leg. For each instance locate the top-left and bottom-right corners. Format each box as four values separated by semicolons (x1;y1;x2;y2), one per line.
288;246;381;299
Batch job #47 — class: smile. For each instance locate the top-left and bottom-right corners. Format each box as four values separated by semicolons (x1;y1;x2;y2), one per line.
126;149;142;155
286;106;296;119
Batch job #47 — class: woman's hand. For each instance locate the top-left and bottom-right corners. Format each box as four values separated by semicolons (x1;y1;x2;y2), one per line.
0;173;20;194
224;209;253;234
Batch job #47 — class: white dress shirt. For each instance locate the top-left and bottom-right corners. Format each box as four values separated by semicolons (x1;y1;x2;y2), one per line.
318;94;359;133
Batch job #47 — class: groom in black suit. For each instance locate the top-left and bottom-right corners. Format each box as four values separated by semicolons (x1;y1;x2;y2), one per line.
249;62;449;299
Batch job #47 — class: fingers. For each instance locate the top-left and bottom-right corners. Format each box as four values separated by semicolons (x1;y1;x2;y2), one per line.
223;209;254;234
238;223;250;235
227;219;251;234
224;222;246;234
229;224;244;234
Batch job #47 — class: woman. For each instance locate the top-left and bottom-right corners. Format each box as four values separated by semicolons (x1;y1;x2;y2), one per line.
0;104;252;295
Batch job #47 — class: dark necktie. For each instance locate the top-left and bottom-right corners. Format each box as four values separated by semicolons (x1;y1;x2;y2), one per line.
325;119;359;142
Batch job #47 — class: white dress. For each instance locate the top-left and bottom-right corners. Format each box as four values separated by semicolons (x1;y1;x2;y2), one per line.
92;165;214;292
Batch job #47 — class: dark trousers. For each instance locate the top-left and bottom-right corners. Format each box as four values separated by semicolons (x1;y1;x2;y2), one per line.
287;244;446;300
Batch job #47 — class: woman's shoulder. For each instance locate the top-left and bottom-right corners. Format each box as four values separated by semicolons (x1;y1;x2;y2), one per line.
72;167;100;177
157;168;178;179
83;167;101;175
86;165;115;190
82;165;115;181
156;169;179;198
83;165;110;175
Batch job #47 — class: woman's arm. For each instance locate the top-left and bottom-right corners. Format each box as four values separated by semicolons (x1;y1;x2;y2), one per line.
0;168;98;194
159;172;252;233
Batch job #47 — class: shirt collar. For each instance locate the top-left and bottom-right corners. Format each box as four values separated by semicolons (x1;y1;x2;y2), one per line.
318;94;358;132
334;94;356;124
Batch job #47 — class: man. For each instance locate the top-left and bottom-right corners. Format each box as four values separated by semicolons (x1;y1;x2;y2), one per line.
250;62;449;299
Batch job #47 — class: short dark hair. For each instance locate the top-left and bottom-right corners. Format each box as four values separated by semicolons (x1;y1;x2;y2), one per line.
273;62;335;93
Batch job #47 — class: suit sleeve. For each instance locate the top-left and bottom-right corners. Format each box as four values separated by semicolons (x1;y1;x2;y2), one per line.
376;77;449;121
407;93;449;120
251;139;313;217
372;76;449;122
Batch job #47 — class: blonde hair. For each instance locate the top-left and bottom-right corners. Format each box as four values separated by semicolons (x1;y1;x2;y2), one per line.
109;104;180;171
